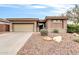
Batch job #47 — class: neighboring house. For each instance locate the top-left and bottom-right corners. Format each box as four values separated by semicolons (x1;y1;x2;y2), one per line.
0;18;10;32
0;16;67;33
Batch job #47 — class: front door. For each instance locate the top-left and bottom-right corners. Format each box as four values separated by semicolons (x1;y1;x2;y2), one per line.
38;23;45;31
39;25;43;31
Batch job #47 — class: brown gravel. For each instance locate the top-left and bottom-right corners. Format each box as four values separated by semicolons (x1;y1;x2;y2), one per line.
0;32;4;34
17;33;79;55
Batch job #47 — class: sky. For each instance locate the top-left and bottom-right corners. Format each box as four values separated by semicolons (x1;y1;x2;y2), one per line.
0;0;78;19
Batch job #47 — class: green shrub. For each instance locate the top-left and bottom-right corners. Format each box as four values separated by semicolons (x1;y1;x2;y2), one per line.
40;29;48;36
75;25;79;33
67;24;76;33
67;24;79;33
52;29;59;33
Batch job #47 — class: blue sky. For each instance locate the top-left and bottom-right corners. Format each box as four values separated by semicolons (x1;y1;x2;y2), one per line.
0;4;75;19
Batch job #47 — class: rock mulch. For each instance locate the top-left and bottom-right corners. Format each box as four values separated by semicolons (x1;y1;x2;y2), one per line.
17;33;79;55
0;32;4;34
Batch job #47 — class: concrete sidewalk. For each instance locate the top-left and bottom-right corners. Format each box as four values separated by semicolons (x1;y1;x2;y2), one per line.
0;32;32;55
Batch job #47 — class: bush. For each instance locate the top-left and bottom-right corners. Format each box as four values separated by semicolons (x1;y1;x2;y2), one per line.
67;24;76;33
75;25;79;33
52;29;59;33
67;24;79;33
40;29;48;36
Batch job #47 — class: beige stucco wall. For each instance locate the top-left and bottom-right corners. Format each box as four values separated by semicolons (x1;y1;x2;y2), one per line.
46;20;51;29
63;20;67;30
10;23;12;32
34;21;37;32
46;19;67;33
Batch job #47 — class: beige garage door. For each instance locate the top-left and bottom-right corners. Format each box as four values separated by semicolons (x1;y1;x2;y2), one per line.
13;24;34;32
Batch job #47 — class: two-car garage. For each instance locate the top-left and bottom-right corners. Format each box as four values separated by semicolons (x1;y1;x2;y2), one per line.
7;18;38;32
12;23;34;32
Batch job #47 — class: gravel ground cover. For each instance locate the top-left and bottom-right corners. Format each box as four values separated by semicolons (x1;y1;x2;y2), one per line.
17;33;79;55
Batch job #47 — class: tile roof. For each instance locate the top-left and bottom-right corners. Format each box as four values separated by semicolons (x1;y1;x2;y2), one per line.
7;18;39;21
45;16;68;20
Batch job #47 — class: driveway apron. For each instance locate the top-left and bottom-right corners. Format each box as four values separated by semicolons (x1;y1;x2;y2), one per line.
0;32;32;55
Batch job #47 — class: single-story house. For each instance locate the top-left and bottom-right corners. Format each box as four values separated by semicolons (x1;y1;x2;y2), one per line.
0;18;10;32
0;16;67;33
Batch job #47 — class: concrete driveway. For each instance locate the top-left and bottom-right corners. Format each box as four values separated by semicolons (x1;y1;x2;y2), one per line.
0;32;32;55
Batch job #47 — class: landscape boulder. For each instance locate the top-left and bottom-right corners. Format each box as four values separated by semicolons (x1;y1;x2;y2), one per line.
43;36;52;41
53;36;62;43
72;33;79;37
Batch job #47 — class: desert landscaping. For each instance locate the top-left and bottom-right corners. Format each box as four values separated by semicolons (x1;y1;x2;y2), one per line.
0;4;79;55
17;32;79;55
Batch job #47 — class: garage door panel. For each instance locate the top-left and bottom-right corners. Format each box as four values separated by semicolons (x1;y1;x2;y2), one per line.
13;24;34;32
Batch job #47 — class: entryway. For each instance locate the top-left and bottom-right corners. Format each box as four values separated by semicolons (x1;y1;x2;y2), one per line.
38;22;46;31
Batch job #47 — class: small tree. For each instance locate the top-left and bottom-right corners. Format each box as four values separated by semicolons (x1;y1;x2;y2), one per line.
66;4;79;24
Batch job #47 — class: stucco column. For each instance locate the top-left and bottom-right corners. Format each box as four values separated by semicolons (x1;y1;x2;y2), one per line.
10;23;12;32
63;20;67;33
37;26;39;32
46;20;51;31
63;20;67;29
34;22;37;32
